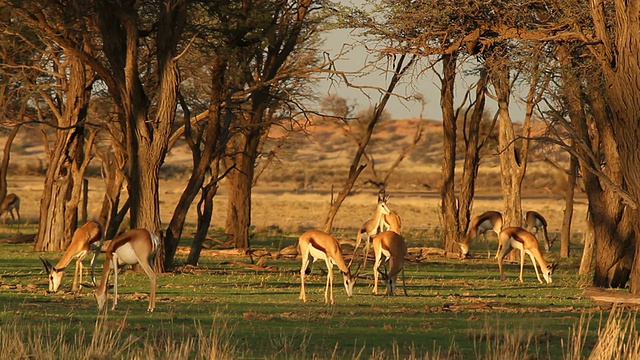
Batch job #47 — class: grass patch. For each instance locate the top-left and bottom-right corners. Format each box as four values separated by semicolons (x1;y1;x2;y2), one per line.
0;226;635;359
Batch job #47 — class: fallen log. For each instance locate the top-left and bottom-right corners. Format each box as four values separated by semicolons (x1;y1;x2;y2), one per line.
583;286;640;306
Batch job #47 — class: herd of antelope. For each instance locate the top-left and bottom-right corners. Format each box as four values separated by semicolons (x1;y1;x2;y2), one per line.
0;190;555;311
298;191;557;304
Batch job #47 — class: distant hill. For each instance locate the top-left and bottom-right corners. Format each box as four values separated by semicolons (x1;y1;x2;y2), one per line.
1;117;570;196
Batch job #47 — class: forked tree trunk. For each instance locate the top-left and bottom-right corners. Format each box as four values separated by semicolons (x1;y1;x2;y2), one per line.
187;171;220;266
493;72;527;230
440;55;486;254
34;57;92;252
457;69;486;245
164;58;230;269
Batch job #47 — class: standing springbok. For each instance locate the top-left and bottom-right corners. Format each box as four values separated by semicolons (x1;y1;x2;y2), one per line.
354;192;392;268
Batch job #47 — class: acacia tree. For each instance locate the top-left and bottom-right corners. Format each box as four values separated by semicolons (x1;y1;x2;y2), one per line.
352;1;500;252
7;0;188;267
221;0;325;249
2;4;99;251
322;54;417;232
587;0;640;293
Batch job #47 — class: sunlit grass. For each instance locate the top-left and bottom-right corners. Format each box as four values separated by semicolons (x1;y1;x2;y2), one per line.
0;226;633;359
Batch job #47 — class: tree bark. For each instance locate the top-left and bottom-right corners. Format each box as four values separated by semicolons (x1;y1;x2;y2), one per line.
0;126;21;202
579;212;595;275
589;0;640;293
34;56;92;252
560;147;577;258
439;53;460;253
225;126;261;249
164;58;231;269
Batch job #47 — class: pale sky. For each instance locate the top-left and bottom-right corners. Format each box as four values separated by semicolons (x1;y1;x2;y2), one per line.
316;1;528;122
318;28;443;120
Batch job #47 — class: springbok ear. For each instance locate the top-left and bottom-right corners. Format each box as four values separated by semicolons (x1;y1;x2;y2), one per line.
39;256;53;274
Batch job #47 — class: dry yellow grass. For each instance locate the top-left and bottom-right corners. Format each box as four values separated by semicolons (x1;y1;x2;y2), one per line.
2;118;587;238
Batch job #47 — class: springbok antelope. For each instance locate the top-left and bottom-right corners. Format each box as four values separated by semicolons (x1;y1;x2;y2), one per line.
298;229;359;304
459;211;503;258
40;221;103;292
524;211;552;252
0;193;20;224
354;193;392;268
93;228;161;312
372;231;407;296
496;227;556;284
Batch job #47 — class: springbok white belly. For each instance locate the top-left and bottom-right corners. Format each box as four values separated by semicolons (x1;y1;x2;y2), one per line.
114;243;141;265
478;219;494;234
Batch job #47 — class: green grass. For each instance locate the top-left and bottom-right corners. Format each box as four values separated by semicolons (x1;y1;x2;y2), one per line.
0;225;628;359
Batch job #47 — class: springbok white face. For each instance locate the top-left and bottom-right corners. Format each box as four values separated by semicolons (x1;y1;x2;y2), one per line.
542;263;558;284
342;271;357;297
40;257;66;292
48;268;65;292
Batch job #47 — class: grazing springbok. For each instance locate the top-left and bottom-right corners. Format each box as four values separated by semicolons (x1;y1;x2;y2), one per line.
0;193;20;225
40;221;103;292
496;227;556;284
524;210;552;252
93;228;161;312
459;211;503;258
298;229;359;304
372;231;407;296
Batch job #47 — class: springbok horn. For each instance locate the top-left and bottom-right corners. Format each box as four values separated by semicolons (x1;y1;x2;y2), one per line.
39;256;53;274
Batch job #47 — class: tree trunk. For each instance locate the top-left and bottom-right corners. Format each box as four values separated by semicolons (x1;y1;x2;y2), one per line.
579;212;595;275
560;149;577;258
187;173;220;266
225;135;258;249
0;125;21;202
589;0;640;293
583;88;631;288
439;53;460;253
34;57;92;252
557;44;631;287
